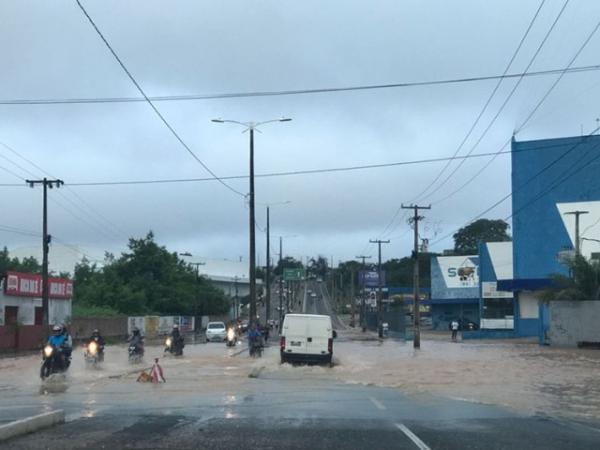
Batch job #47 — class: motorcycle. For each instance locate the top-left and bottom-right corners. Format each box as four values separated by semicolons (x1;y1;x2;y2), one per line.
84;339;103;367
128;342;144;364
249;339;263;358
40;345;68;379
164;336;184;356
226;327;237;347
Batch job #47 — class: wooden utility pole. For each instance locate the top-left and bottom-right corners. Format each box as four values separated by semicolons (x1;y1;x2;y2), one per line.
26;178;63;327
369;239;390;338
564;210;589;256
350;267;355;327
401;204;431;349
266;207;271;321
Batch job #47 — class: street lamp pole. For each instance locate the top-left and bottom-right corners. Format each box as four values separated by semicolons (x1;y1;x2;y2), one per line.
212;117;291;328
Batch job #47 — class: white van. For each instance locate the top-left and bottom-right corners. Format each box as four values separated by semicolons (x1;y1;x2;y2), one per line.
280;314;336;365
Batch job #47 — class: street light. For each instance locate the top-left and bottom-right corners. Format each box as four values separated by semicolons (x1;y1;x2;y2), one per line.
212;117;292;327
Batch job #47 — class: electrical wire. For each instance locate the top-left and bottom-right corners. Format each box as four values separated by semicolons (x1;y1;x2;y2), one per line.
410;0;547;204
1;64;599;106
431;15;600;206
423;0;572;202
75;0;245;198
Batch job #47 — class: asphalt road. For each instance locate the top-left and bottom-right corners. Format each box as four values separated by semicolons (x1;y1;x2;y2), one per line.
2;337;600;449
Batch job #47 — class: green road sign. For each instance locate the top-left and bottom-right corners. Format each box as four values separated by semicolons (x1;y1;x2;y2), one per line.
283;268;305;281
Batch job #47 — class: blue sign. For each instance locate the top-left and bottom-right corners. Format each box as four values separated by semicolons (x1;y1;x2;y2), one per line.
359;270;385;287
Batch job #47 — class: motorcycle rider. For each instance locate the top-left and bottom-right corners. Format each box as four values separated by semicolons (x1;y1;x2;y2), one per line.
169;324;184;353
248;323;262;355
89;329;106;360
46;325;67;369
128;327;144;353
61;324;73;368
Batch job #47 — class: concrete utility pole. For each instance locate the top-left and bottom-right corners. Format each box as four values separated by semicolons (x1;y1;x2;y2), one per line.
350;267;356;327
234;276;239;320
266;207;271;321
564;210;589;256
356;255;372;332
26;178;64;327
369;239;390;338
211;117;291;328
402;204;431;349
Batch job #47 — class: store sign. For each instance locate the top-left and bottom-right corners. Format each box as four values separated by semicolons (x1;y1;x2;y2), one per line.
4;271;73;299
482;281;513;299
438;256;479;288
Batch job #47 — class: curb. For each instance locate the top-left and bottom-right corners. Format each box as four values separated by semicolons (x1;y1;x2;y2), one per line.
0;410;65;442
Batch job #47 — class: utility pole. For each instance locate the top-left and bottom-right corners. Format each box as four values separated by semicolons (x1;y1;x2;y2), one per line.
564;210;589;256
369;240;390;338
266;206;271;322
356;255;372;332
26;178;64;327
189;262;206;318
350;267;355;327
402;204;431;349
234;276;239;320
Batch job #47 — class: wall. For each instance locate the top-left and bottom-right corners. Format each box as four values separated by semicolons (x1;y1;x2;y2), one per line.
0;325;49;352
431;302;479;330
0;293;71;326
70;317;128;340
547;301;600;347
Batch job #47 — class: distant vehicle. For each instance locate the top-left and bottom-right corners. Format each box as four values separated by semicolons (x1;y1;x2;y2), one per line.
280;314;336;366
206;322;227;342
317;278;323;283
311;292;317;298
241;320;249;332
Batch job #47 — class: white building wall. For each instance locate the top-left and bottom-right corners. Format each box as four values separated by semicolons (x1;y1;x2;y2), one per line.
519;292;540;319
0;292;71;326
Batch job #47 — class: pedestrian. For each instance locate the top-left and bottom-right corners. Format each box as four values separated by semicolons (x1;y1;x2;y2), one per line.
450;319;459;342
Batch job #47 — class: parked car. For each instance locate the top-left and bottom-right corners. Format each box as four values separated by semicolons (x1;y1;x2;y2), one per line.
205;322;227;342
280;313;336;366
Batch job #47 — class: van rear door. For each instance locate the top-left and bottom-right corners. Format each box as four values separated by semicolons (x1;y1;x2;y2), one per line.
285;317;308;354
305;316;331;355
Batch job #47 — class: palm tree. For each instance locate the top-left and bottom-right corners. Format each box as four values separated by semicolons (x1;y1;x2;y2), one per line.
542;255;600;301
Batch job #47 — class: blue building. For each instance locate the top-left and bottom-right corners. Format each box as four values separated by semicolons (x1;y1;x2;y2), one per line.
497;134;600;337
478;242;514;331
430;255;479;330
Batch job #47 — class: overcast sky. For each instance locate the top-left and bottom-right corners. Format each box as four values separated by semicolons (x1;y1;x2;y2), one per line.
1;0;600;268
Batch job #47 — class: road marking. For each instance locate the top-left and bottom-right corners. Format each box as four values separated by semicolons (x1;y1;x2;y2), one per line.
395;423;431;450
369;396;386;410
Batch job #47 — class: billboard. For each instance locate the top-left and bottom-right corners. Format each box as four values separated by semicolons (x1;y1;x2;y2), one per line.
4;271;73;299
437;256;479;288
359;270;386;287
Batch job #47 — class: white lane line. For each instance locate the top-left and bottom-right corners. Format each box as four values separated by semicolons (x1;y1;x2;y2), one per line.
369;396;386;410
395;423;431;450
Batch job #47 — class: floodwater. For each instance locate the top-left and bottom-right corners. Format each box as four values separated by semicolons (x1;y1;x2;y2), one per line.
1;334;600;422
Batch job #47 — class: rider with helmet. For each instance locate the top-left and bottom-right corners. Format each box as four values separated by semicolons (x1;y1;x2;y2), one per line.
89;328;106;360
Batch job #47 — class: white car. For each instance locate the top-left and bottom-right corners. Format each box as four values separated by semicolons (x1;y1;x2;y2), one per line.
205;322;227;342
280;314;336;365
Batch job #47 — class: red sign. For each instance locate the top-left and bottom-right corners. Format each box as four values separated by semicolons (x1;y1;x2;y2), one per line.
4;271;73;299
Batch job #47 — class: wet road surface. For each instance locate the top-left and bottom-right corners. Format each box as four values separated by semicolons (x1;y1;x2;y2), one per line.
2;332;600;448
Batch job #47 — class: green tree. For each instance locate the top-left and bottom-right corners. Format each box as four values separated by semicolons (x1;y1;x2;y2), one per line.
308;256;329;277
453;219;511;255
273;256;304;276
73;232;230;317
0;247;42;275
542;255;600;301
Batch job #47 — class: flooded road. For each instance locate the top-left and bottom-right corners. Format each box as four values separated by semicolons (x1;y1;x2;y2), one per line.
2;334;600;424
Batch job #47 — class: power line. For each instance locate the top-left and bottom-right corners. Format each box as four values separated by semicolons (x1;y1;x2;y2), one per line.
430;128;600;247
74;0;245;198
431;15;600;206
423;0;572;202
1;64;599;106
410;0;547;203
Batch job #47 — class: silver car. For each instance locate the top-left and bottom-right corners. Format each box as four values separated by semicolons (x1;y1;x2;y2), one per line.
205;322;227;342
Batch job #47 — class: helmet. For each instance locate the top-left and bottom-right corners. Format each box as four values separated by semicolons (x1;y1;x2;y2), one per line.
92;329;99;335
173;324;179;329
52;325;62;335
132;327;140;335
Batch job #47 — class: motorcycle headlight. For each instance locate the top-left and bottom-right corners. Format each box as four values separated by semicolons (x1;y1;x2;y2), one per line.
165;338;172;347
44;345;53;358
88;341;98;354
227;329;235;339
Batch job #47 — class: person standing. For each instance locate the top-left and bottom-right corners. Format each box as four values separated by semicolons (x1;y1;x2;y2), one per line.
450;319;459;342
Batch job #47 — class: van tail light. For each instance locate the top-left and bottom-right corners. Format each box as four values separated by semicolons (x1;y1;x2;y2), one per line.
280;336;286;350
328;338;333;353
